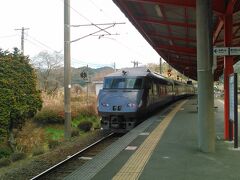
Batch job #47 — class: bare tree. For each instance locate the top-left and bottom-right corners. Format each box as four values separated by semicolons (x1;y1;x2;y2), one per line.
32;51;63;93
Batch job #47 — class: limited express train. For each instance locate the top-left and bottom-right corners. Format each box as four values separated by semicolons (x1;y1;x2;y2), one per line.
97;67;195;132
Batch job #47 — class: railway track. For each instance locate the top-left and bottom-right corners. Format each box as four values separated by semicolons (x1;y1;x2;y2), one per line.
31;132;122;180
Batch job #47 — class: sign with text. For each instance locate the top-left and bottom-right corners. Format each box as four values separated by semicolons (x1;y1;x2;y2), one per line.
229;47;240;55
214;47;240;56
229;74;236;121
229;73;238;148
213;47;229;56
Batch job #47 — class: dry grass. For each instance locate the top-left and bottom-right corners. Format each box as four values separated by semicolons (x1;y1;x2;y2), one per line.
41;91;97;118
0;90;100;175
41;92;64;114
15;121;45;153
16;91;98;154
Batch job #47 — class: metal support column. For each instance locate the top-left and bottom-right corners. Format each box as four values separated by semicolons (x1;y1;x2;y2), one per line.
159;57;162;74
64;0;71;139
196;0;215;152
224;14;234;140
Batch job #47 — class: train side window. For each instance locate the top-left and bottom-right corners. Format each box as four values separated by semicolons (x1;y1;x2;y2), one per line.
159;86;163;95
153;83;158;96
126;78;143;89
148;81;153;95
145;80;151;90
157;84;161;95
166;86;169;94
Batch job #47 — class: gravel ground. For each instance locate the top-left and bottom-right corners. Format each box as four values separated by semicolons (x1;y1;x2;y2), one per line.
0;130;109;180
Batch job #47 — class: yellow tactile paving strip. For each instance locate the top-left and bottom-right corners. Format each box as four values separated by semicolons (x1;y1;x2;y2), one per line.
112;100;187;180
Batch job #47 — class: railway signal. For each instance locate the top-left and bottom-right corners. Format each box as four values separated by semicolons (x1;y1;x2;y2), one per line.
80;71;87;79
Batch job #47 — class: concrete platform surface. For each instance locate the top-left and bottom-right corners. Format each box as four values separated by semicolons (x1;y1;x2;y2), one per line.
66;97;240;180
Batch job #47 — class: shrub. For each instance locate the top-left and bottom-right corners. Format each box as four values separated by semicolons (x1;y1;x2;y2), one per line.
71;129;79;137
34;109;64;125
32;146;45;156
45;127;64;140
73;113;100;131
0;48;42;143
48;139;60;149
0;147;12;159
10;152;26;162
0;157;11;167
93;122;101;129
78;120;93;132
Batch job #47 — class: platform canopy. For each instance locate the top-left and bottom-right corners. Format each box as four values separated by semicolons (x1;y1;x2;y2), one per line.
113;0;240;80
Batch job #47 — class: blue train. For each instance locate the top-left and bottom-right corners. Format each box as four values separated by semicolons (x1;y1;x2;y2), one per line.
97;67;195;132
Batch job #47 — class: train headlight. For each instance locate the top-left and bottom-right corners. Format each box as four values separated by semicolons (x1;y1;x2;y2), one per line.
101;103;109;107
127;103;137;108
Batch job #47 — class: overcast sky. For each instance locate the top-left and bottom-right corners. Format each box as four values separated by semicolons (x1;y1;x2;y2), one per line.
0;0;160;69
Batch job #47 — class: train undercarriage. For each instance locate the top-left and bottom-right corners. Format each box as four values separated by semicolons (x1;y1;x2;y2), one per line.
101;114;138;132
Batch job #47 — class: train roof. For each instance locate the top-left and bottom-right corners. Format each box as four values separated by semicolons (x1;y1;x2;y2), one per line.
105;67;172;84
104;67;193;86
105;67;150;77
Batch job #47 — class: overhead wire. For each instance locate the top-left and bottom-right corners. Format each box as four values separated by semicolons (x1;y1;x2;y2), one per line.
24;33;113;68
0;34;17;39
88;0;115;22
25;34;57;52
60;0;113;36
24;0;152;69
84;0;153;61
59;0;150;65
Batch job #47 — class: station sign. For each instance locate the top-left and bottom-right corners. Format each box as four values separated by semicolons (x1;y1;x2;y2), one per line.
229;73;238;148
214;47;240;56
229;47;240;55
213;47;229;56
229;74;236;121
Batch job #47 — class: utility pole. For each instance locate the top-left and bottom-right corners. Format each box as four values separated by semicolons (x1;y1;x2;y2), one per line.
159;57;162;74
87;65;89;105
62;3;124;140
64;0;71;139
15;27;29;55
113;62;116;72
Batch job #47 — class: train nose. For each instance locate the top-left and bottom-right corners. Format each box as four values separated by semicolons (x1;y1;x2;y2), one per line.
111;96;137;111
102;95;128;108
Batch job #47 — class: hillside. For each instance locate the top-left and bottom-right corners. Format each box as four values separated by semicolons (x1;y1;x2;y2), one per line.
36;66;114;92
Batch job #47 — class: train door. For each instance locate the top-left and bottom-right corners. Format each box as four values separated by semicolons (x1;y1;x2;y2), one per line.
146;79;154;106
153;81;158;103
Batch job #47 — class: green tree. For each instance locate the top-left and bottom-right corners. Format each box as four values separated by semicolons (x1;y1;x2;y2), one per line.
0;48;42;150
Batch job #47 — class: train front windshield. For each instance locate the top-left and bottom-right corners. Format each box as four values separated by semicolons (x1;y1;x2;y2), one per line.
103;77;143;89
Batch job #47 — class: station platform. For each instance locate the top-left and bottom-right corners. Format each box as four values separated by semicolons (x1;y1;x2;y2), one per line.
65;97;240;180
